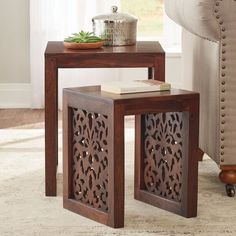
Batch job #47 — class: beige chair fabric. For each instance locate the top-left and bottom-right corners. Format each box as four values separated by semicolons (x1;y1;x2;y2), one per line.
164;0;236;165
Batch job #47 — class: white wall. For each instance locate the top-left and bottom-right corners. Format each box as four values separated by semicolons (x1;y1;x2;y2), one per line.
0;0;30;108
0;0;30;84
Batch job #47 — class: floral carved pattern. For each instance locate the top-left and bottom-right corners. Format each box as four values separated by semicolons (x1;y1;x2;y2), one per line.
143;112;184;202
72;108;109;212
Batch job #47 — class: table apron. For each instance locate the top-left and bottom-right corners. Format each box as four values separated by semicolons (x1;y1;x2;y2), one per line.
52;54;163;68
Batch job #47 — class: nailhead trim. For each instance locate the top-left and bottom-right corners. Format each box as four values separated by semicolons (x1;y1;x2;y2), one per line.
214;0;230;162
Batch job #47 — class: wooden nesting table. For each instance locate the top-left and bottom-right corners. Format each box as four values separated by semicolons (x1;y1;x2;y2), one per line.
63;86;199;228
45;41;165;196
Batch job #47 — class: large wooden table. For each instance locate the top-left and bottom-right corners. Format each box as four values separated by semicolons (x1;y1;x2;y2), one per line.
44;41;165;196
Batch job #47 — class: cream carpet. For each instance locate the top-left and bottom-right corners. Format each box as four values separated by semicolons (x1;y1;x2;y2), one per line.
0;126;236;236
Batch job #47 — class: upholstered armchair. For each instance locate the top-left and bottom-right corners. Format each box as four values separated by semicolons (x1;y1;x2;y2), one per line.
164;0;236;196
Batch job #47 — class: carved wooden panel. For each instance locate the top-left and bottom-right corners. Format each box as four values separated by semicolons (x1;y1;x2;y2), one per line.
72;108;109;212
143;112;184;202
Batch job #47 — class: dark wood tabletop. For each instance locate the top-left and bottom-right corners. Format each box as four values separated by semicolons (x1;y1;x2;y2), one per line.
45;41;165;69
64;86;197;101
45;41;165;55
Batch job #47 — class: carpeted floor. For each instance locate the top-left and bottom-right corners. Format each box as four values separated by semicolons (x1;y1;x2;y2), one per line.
0;124;236;236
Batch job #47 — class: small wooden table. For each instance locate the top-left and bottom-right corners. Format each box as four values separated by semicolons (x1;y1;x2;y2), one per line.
63;86;199;228
45;41;165;196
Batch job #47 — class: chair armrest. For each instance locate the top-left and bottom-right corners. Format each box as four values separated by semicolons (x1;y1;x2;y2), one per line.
165;0;236;165
164;0;220;42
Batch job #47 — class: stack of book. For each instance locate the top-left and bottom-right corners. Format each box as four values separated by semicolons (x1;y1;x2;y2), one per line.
101;79;171;94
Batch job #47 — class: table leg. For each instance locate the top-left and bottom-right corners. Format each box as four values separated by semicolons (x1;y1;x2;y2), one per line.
108;104;125;228
154;55;165;81
148;56;165;81
134;115;145;198
148;67;153;79
184;96;199;217
45;57;58;196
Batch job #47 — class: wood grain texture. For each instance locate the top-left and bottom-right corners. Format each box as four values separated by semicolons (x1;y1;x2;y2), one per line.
143;112;184;203
45;41;165;197
132;91;199;218
219;165;236;186
63;89;116;227
72;108;109;212
108;104;125;228
219;170;236;184
45;57;58;196
45;41;165;55
63;86;199;228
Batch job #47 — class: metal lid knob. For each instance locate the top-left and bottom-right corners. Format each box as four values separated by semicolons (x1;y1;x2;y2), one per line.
92;5;137;23
112;6;118;13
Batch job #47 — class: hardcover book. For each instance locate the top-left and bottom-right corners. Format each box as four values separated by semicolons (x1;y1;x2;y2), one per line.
101;80;171;94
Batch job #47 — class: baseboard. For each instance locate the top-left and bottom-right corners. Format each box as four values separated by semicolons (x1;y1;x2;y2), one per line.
0;83;31;108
